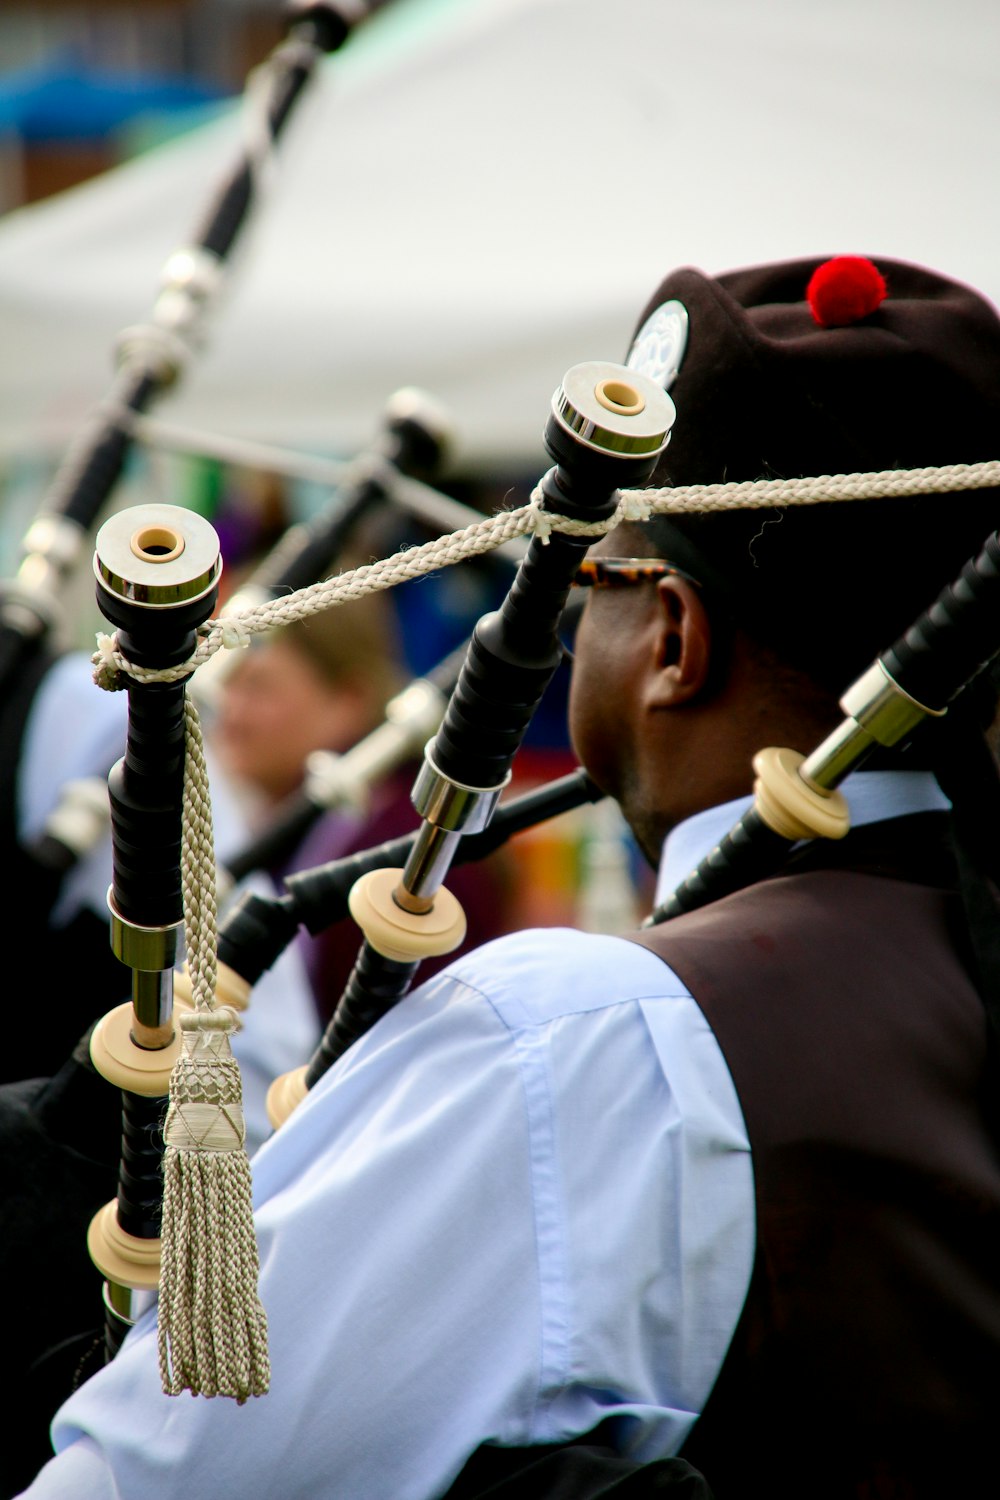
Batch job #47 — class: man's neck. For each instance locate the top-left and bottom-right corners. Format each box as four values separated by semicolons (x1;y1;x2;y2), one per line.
654;768;951;908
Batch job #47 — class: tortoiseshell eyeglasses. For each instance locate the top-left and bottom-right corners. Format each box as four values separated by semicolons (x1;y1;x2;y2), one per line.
570;558;703;590
559;558;703;662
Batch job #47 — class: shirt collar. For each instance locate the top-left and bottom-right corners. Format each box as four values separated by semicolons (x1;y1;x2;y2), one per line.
654;769;951;908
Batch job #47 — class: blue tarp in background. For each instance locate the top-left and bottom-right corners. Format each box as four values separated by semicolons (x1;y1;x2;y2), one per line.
0;56;225;142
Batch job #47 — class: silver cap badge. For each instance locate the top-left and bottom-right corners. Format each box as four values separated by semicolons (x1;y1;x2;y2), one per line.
625;300;689;392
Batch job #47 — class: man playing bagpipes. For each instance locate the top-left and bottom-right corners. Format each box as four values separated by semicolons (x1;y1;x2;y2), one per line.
20;254;1000;1498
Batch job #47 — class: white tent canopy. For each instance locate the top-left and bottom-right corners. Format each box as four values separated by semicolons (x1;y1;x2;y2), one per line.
0;0;997;477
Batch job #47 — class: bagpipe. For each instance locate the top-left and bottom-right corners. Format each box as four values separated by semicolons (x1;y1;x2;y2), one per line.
9;210;1000;1483
72;358;674;1400
8;425;1000;1500
76;307;1000;1401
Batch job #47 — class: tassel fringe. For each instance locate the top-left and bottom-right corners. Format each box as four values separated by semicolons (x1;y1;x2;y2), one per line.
158;1014;270;1401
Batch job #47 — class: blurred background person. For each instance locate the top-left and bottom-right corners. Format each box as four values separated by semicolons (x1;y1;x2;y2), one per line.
213;589;405;820
209;581;517;1029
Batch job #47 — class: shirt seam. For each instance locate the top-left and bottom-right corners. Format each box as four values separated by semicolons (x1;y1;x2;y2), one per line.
502;1015;572;1442
469;977;698;1445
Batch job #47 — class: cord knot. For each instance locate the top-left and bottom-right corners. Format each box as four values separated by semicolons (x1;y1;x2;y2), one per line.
92;631;126;691
220;616;253;651
619;492;654;524
527;481;556;545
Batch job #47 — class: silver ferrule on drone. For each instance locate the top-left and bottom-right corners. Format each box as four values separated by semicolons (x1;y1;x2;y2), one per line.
107;898;184;1034
94;504;221;611
395;737;510;910
799;659;943;791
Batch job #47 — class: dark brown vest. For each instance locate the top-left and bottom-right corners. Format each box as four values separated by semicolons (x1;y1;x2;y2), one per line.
632;819;1000;1498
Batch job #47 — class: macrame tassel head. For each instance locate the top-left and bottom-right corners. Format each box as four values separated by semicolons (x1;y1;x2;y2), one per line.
158;1008;270;1402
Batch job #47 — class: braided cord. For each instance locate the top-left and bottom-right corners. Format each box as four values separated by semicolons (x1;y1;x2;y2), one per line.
180;696;218;1011
90;458;1000;692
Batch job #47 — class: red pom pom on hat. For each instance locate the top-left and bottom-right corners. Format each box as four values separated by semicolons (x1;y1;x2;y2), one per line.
806;256;887;328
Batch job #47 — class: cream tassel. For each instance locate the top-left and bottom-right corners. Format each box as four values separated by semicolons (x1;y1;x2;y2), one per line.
157;698;269;1401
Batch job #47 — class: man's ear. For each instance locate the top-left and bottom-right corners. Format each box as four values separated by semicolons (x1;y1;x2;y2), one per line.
646;576;712;706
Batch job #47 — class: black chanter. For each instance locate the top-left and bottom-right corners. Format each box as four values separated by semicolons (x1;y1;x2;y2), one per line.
266;361;676;1124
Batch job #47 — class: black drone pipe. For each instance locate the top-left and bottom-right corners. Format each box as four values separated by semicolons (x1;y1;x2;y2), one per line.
214;767;604;989
649;530;1000;924
14;531;504;1043
201;387;453;669
85;505;222;1362
244;392;451;600
215;483;551;891
261;361;676;1126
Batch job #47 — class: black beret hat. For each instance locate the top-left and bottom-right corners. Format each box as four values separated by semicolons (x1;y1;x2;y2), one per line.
625;255;1000;688
635;255;1000;486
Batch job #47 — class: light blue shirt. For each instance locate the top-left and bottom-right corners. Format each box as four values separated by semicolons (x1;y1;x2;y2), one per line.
655;769;952;908
21;771;945;1499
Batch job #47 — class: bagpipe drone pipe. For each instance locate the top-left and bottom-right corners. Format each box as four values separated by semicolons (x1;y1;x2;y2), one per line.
644;530;1000;952
0;503;224;1500
634;526;1000;1060
215;565;577;897
190;383;463;716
